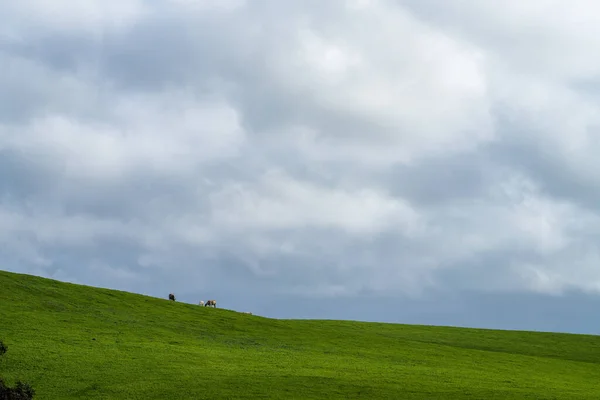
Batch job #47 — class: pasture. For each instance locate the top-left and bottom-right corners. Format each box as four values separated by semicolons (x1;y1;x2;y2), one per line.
1;270;599;399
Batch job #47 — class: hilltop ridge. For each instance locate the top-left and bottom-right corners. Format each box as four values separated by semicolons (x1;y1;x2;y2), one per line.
1;269;599;399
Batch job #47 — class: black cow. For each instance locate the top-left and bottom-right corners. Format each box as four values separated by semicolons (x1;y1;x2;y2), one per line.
204;300;217;308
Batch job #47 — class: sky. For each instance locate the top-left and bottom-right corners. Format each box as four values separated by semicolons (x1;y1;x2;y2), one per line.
2;0;600;335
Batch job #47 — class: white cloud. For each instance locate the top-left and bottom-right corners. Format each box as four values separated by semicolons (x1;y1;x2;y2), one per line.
209;170;421;236
166;0;247;12
3;91;246;179
267;0;493;165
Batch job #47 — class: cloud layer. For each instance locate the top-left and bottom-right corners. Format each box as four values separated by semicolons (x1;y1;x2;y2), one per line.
2;0;600;326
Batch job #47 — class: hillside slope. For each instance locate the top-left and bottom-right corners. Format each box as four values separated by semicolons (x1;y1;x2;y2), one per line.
1;270;599;399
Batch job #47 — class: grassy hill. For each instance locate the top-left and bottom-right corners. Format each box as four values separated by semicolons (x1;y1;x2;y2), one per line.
1;270;599;399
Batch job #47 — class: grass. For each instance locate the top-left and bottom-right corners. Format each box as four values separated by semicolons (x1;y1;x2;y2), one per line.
1;270;599;399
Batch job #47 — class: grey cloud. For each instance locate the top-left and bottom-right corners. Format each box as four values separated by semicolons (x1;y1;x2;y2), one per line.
0;148;62;200
382;151;494;206
487;109;600;216
3;33;94;74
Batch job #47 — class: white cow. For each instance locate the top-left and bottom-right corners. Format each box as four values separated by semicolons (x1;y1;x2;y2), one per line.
198;300;205;306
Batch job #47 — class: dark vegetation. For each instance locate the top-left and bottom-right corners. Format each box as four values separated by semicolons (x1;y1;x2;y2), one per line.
0;340;35;400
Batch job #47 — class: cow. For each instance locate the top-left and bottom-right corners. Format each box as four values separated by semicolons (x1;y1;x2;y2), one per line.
169;293;175;301
204;299;217;308
198;300;205;306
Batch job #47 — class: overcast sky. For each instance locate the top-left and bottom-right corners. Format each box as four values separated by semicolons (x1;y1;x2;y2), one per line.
2;0;600;334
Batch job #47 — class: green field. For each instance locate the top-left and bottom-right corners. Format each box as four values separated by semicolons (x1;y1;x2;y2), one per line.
1;270;599;399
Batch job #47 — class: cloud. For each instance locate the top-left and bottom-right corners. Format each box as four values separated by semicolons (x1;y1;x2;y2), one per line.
2;0;147;35
2;0;600;328
209;169;421;235
265;4;493;165
8;92;245;179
